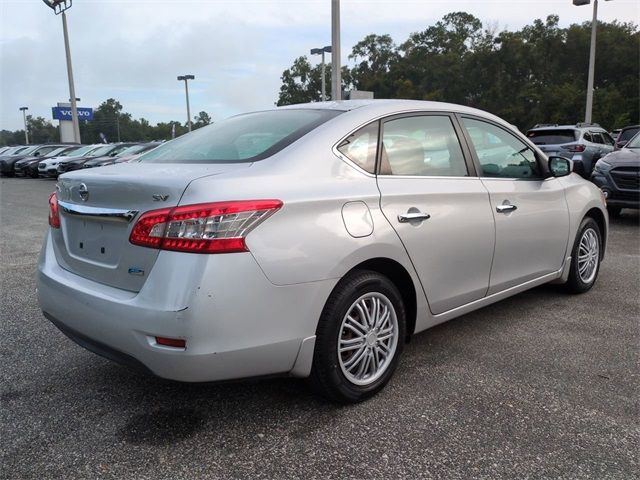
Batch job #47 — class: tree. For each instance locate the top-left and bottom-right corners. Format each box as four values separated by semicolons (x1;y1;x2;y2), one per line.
276;13;639;131
276;56;352;105
193;111;212;129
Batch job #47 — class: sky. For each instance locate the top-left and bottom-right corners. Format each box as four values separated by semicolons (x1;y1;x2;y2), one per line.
0;0;638;131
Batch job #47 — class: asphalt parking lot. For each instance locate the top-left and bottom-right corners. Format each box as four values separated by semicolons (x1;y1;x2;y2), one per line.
1;177;638;480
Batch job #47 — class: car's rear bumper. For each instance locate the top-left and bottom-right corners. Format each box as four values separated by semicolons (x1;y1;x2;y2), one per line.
37;231;336;382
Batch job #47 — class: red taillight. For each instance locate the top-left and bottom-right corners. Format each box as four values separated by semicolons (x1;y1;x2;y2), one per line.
155;337;186;348
562;144;586;153
48;192;60;228
129;200;283;254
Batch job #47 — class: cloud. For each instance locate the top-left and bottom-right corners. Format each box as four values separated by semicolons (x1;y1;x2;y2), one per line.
1;0;637;131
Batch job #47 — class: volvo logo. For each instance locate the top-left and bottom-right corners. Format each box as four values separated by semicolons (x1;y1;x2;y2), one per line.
78;183;89;202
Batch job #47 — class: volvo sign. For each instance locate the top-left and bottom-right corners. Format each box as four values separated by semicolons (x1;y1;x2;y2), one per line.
52;106;93;121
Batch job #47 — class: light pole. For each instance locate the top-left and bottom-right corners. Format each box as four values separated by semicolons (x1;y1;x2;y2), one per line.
573;0;613;123
42;0;81;144
177;75;195;132
331;0;341;101
19;107;29;145
310;46;332;101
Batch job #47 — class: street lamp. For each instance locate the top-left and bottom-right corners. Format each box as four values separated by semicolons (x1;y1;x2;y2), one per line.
310;46;332;101
573;0;613;123
19;107;29;145
177;75;195;132
42;0;81;144
331;0;341;101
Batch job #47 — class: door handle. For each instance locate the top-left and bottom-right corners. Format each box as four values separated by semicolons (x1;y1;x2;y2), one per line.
398;211;431;223
496;204;517;213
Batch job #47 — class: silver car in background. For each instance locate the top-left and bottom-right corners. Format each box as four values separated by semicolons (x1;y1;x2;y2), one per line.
38;100;608;403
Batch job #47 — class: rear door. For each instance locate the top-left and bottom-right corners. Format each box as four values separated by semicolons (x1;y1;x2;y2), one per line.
460;116;569;294
376;113;495;315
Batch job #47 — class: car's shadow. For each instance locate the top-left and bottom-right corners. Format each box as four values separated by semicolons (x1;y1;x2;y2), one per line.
38;280;578;448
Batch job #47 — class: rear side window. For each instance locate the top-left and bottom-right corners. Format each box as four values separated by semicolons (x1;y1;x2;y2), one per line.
337;122;379;173
380;115;468;176
526;129;577;145
140;109;342;164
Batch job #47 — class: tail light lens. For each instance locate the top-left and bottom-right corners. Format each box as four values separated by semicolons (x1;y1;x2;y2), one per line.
48;192;60;228
129;200;283;254
562;144;586;153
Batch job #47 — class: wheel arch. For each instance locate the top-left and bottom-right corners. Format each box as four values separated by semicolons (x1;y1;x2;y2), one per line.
584;207;607;259
345;257;418;341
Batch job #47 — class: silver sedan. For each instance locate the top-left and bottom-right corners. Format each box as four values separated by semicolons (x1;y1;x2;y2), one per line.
37;100;608;403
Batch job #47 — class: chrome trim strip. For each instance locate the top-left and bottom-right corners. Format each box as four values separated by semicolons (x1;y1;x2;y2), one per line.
58;200;138;223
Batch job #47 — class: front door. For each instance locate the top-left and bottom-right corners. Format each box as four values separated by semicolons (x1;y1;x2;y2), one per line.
460;116;570;295
376;113;495;315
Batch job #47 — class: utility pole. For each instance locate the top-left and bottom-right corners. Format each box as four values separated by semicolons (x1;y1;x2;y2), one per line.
331;0;341;101
42;1;81;143
177;75;195;132
310;46;332;101
19;107;29;145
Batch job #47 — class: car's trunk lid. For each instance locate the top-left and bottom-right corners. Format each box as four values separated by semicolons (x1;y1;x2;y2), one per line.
52;163;251;291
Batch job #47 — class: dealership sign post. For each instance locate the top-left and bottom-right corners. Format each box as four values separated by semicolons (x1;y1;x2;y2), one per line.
53;103;92;143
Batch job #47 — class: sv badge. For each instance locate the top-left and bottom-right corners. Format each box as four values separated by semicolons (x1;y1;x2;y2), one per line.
152;194;169;201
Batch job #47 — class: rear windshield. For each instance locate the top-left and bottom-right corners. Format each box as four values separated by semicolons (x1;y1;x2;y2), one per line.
139;109;342;164
625;132;640;148
526;129;578;145
619;127;639;142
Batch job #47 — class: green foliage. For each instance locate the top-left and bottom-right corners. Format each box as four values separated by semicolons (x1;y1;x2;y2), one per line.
277;13;639;131
1;99;213;146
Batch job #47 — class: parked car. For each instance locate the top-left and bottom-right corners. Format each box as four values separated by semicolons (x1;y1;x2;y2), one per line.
38;145;103;178
0;144;70;177
526;123;615;177
103;142;163;166
14;145;82;178
0;145;30;159
57;143;137;174
80;143;161;169
39;100;608;403
614;125;639;150
592;131;640;216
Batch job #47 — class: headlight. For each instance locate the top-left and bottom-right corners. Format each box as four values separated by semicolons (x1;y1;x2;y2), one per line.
594;160;611;174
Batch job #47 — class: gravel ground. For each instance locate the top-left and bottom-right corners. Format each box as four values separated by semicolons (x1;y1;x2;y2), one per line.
1;177;638;480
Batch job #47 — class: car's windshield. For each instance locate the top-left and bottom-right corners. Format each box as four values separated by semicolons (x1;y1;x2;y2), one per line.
16;145;39;155
139;109;342;164
625;132;640;149
526;129;578;145
67;145;101;157
116;144;148;156
45;147;69;157
619;127;639;142
88;145;118;157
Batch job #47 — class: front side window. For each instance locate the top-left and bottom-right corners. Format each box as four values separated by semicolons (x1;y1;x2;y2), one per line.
463;118;540;179
380;115;468;176
337;122;379;173
140;109;342;164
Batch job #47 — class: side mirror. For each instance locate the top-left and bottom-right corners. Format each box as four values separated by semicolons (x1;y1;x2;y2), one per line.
34;152;40;157
549;156;572;177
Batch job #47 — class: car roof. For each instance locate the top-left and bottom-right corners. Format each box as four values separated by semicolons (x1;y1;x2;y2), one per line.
527;124;607;132
276;99;515;131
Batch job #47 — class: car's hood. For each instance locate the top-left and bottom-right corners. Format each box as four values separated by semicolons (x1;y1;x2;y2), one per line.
82;155;114;166
601;149;640;167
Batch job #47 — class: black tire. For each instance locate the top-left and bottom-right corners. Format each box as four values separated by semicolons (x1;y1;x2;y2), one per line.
566;217;602;294
607;206;622;217
308;270;406;403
